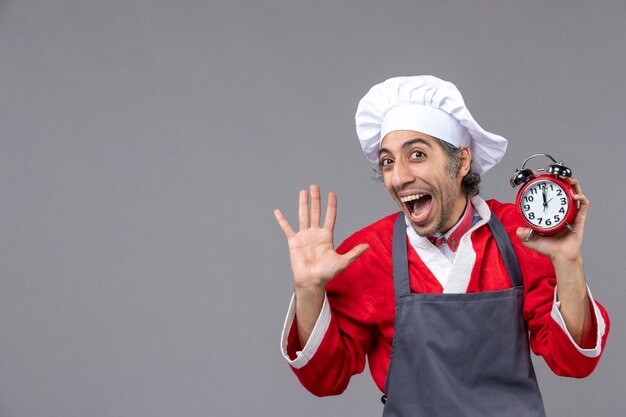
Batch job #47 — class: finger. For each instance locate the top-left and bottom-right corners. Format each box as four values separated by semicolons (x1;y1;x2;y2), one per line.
516;227;536;248
323;192;337;232
565;177;588;224
298;189;309;230
274;209;295;238
344;243;370;262
516;227;532;240
566;177;582;195
572;192;589;211
571;192;590;228
310;184;321;228
337;243;370;271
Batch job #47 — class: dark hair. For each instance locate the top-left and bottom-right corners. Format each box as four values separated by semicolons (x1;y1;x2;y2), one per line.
373;137;481;197
433;138;481;197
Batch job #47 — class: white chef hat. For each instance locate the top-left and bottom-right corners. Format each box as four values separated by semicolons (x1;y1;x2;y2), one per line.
355;75;508;175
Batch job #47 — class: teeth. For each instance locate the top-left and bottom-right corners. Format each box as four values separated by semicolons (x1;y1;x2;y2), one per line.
400;194;424;203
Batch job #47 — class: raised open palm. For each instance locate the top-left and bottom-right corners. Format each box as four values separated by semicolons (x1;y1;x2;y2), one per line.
274;184;369;289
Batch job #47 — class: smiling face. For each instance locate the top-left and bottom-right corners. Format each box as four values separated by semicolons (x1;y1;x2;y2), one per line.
378;130;471;236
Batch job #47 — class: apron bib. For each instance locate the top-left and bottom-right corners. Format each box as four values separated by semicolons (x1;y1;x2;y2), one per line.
382;214;546;417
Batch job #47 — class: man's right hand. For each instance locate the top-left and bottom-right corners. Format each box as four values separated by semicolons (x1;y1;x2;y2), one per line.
274;184;369;346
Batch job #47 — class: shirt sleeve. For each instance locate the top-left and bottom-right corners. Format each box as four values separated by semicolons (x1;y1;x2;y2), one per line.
274;217;395;396
280;292;332;369
550;285;606;358
278;288;376;396
521;248;611;378
277;228;388;396
490;201;611;378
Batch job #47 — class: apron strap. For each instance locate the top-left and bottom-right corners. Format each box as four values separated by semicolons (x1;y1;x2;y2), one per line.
392;211;524;298
487;214;524;288
392;213;411;298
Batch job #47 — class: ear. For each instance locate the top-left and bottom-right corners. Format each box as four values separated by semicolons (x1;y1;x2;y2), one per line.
457;147;472;178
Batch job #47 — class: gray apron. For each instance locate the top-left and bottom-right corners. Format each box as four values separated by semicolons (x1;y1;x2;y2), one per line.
382;214;547;417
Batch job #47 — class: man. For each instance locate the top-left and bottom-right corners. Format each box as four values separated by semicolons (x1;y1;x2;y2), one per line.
274;76;609;417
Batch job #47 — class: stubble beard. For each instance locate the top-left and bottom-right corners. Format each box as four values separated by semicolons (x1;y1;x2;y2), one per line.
411;175;459;237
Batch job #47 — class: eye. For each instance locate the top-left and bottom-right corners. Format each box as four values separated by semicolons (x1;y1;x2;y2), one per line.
379;158;393;167
410;150;425;159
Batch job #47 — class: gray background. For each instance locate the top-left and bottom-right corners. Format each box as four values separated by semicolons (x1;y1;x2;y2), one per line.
0;0;624;416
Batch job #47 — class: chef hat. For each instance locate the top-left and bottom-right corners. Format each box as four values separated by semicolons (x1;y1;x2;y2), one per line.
355;75;508;175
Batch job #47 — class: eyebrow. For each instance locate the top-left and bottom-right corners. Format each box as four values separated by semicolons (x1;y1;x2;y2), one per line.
378;137;433;158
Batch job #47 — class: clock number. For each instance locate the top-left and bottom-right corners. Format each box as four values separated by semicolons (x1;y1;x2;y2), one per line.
519;180;572;231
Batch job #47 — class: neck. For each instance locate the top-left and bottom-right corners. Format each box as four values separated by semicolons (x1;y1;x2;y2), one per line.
440;195;469;234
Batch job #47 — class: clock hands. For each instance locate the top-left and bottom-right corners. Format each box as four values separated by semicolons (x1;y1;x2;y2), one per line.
542;187;548;211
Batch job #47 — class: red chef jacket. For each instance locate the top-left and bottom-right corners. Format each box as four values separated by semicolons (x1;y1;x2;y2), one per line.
281;197;610;396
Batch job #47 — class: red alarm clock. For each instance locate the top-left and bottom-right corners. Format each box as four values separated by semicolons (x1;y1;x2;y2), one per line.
510;153;578;237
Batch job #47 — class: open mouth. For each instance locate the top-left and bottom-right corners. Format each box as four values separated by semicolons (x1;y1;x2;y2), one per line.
400;193;433;223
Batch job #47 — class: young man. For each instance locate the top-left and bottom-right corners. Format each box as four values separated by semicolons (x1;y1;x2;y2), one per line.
274;76;609;417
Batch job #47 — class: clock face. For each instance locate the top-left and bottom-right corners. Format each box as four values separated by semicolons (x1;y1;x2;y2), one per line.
520;179;569;229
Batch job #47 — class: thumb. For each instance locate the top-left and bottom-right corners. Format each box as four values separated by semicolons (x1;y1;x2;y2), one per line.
333;244;370;277
343;243;370;264
516;227;536;248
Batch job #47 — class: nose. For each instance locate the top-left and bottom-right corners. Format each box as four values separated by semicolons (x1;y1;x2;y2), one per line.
391;159;413;189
